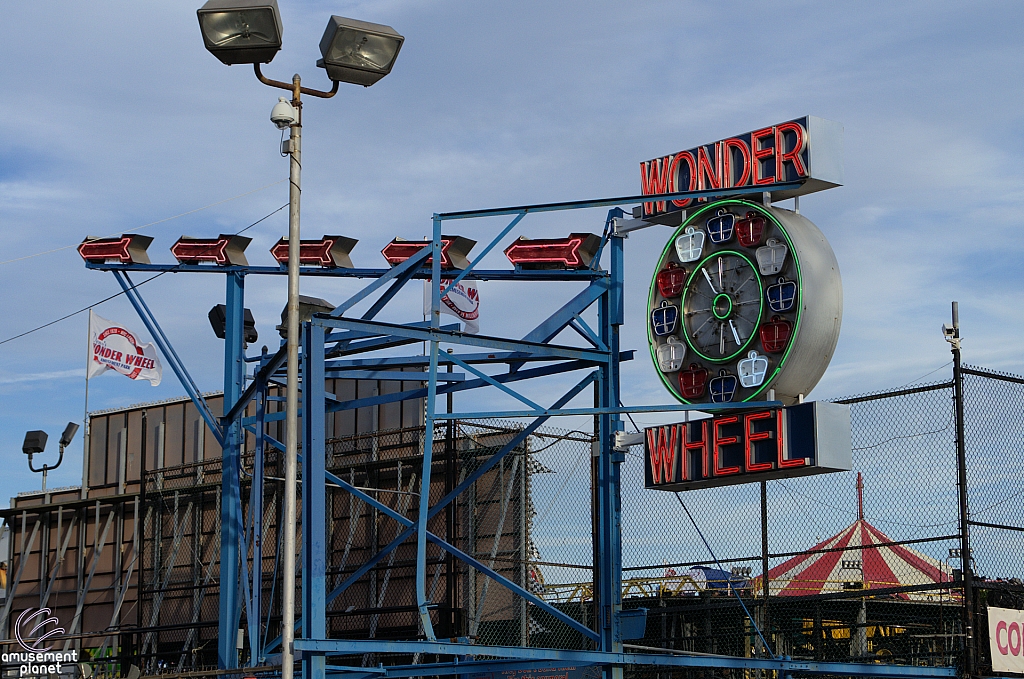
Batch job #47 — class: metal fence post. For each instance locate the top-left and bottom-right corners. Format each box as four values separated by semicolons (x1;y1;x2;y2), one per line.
949;301;974;676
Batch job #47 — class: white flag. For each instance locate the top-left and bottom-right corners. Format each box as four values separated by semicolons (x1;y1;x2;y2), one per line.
88;311;163;386
423;278;480;334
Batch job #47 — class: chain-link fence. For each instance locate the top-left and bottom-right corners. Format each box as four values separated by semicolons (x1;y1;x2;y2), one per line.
617;365;1024;676
133;365;1024;675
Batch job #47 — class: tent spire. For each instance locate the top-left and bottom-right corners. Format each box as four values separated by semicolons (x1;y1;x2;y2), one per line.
856;471;864;521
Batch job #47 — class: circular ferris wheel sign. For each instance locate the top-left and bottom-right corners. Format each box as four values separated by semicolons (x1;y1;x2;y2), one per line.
647;199;842;405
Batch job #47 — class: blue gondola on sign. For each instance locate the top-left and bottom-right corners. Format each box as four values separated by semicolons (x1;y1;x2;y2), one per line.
651;300;680;336
709;370;738;403
738;350;769;388
767;277;797;313
706;209;735;244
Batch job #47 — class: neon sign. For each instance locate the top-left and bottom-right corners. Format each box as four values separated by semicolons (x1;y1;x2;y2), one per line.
639;116;843;219
504;233;601;270
644;401;851;491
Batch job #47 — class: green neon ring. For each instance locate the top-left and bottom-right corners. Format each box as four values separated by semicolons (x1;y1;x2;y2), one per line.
646;199;805;404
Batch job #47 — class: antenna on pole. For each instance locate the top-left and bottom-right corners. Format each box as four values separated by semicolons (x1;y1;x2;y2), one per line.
856;471;864;521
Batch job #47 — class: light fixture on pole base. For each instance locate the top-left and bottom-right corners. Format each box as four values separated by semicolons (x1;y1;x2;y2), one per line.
317;16;404;86
23;423;78;492
197;0;283;65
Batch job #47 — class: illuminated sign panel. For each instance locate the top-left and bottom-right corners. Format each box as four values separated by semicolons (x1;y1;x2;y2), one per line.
271;235;357;268
171;235;250;266
381;236;476;270
504;233;601;270
644;401;851;491
639;116;843;219
78;234;153;264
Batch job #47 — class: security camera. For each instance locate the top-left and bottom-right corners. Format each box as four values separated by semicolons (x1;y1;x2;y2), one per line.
271;97;297;130
941;323;956;338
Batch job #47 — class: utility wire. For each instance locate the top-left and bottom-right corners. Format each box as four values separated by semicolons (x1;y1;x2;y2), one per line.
0;179;286;266
674;492;776;658
0;203;288;347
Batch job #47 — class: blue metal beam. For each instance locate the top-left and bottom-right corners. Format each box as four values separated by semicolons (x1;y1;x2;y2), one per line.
292;639;956;678
262;371;597;655
302;322;327;679
521;279;609;345
439;211;526;297
87;261;609;281
307;452;599;642
316;316;609;363
431;401;783;420
330;246;431;317
322;370;465;382
111;271;225;445
436;182;805;220
218;271;245;668
325;349;635;369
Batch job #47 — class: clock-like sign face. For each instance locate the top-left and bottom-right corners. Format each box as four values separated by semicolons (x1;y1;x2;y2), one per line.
648;199;842;405
682;251;763;362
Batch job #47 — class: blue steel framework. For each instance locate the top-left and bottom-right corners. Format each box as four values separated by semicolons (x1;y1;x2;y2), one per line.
86;185;956;679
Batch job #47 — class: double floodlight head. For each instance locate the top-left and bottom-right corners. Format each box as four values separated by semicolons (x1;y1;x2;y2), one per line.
197;1;403;87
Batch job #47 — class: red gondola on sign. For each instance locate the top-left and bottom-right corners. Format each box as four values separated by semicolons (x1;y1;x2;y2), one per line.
760;315;793;353
736;211;766;247
679;363;709;399
78;234;153;265
656;262;687;298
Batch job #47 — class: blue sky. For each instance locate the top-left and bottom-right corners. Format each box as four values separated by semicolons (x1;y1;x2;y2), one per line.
1;1;1022;506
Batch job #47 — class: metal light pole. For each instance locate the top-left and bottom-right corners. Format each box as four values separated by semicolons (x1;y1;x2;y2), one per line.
284;74;303;679
946;301;974;676
196;4;405;672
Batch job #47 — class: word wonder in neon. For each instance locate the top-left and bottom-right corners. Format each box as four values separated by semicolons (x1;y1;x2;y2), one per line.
644;401;851;491
639;116;843;219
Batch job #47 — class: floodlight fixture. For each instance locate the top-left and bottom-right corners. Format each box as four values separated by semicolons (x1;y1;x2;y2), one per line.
276;295;334;338
59;422;80;448
22;431;47;456
317;16;404;86
197;0;283;65
209;304;259;344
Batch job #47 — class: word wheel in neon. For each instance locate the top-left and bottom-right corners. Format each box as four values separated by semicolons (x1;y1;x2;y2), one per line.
648;199;843;405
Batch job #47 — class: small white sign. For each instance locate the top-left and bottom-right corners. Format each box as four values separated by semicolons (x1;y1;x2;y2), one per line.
989;606;1024;675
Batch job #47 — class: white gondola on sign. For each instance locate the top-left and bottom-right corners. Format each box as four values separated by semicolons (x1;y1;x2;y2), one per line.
656;335;687;372
674;226;705;263
755;238;788;275
738;350;769;388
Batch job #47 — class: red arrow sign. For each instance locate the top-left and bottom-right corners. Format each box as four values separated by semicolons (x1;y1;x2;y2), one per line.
271;235;356;268
504;233;600;269
171;235;250;266
381;239;452;268
78;235;152;264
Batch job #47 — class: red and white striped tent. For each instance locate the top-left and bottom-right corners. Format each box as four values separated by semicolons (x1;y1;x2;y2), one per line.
755;474;954;601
